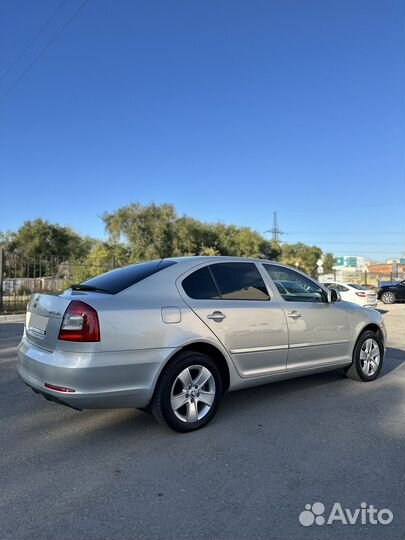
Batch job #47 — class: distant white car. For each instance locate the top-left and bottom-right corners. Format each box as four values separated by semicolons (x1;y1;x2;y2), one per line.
323;282;378;308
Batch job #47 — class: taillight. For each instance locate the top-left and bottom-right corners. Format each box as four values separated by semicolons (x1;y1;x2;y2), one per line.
58;301;100;342
355;292;367;297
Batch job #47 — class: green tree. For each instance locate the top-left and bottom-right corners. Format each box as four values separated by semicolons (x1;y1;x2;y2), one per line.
5;219;92;260
280;242;323;277
171;217;219;256
260;238;282;261
67;241;131;285
103;202;283;261
322;252;336;274
103;203;177;261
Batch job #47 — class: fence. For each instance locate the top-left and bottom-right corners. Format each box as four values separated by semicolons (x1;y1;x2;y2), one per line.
1;249;403;314
319;268;404;287
0;249;115;314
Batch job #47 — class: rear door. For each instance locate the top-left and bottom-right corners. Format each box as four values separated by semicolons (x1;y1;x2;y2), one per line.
178;262;288;377
262;264;351;371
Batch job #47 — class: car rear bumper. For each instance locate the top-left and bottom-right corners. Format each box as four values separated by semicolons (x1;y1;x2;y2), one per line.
17;336;176;409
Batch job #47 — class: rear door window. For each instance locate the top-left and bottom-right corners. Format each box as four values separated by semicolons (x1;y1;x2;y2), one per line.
182;262;270;301
182;267;220;299
210;262;270;300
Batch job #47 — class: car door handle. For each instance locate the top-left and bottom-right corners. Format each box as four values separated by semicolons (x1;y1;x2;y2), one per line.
287;310;302;319
207;311;226;322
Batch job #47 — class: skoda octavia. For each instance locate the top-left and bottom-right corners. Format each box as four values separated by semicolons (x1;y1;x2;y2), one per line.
17;257;386;432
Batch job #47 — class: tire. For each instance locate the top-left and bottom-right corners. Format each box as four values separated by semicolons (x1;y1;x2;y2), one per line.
381;291;396;304
151;351;223;432
345;330;384;382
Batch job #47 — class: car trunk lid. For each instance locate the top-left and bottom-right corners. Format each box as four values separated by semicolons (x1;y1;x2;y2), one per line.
366;291;377;302
25;294;71;352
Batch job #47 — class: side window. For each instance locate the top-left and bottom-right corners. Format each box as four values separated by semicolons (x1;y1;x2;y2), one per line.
263;264;326;303
182;267;220;299
210;262;270;301
274;281;288;295
330;284;348;292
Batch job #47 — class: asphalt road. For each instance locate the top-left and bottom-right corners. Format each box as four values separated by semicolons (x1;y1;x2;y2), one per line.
0;304;404;540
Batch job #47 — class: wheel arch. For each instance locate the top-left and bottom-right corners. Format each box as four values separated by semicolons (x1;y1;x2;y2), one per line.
179;342;231;391
359;323;384;340
352;323;385;359
153;341;231;397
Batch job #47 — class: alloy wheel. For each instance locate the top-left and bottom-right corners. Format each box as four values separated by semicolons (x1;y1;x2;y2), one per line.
382;292;395;304
359;338;381;377
170;365;216;423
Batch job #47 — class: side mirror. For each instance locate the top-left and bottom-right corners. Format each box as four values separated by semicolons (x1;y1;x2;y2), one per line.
327;287;341;303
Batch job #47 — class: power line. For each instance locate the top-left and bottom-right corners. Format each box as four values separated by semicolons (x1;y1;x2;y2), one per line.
0;0;91;104
301;241;404;246
0;0;69;84
287;231;405;235
277;244;402;254
279;202;405;215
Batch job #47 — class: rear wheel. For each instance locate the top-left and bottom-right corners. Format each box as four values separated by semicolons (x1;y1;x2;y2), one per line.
345;330;383;382
152;351;223;432
381;291;396;304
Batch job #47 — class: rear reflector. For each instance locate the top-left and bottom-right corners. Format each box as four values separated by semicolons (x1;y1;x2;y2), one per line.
58;300;100;342
44;383;76;393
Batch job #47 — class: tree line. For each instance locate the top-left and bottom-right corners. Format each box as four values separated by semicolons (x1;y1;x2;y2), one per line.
0;202;335;279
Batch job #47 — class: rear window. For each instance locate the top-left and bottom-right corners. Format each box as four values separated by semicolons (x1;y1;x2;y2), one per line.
79;259;177;294
347;284;367;290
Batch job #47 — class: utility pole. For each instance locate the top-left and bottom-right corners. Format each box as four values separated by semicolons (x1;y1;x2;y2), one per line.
266;212;285;242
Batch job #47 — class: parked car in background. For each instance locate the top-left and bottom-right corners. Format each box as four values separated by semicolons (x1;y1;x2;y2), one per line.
322;282;378;308
378;280;405;304
361;284;377;290
17;257;386;432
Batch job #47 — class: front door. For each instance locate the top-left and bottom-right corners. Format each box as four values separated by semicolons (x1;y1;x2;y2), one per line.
262;264;351;371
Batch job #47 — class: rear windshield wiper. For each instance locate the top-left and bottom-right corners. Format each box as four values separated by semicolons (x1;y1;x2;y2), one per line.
70;284;112;294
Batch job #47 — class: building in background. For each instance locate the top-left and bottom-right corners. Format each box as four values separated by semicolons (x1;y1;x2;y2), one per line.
318;255;370;284
334;256;368;269
319;255;405;286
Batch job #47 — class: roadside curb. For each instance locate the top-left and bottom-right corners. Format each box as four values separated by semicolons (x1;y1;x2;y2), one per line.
0;314;25;323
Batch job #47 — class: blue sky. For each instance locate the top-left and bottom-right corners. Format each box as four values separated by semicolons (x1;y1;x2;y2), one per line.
1;0;404;261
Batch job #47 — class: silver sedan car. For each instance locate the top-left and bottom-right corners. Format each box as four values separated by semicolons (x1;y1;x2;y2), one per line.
17;256;387;432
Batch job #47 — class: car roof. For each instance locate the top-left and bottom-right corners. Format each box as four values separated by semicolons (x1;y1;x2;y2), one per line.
160;256;329;284
161;255;277;272
119;256;327;287
165;255;275;264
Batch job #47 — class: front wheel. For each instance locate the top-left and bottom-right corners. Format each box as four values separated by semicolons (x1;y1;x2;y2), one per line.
381;291;396;304
345;330;384;382
152;351;223;432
